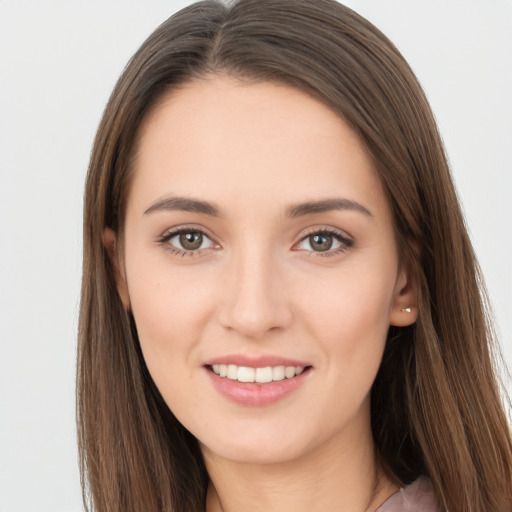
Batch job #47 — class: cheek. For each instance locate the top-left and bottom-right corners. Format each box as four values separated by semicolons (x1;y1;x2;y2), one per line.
297;261;395;381
125;255;218;378
126;267;218;422
300;263;394;335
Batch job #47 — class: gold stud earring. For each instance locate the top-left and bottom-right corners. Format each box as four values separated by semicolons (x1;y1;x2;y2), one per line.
401;307;412;313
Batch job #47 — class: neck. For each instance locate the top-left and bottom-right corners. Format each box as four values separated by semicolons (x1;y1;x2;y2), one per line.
203;425;397;512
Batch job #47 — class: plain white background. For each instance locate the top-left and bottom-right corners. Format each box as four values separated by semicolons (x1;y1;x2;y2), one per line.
0;1;510;510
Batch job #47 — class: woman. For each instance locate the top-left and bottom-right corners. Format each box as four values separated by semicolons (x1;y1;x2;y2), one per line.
77;1;512;511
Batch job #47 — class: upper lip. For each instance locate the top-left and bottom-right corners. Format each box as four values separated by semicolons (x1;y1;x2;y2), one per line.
203;354;311;368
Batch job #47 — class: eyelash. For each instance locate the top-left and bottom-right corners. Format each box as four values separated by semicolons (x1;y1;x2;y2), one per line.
157;227;354;258
158;227;217;258
294;228;354;258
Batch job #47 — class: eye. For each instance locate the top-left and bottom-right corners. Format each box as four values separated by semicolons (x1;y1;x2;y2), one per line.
159;228;217;255
295;229;353;256
172;231;208;251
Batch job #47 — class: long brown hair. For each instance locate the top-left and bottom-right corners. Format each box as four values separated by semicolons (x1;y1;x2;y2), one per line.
78;1;512;510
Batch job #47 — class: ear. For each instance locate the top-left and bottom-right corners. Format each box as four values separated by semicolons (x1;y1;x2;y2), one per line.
389;264;418;327
102;228;130;310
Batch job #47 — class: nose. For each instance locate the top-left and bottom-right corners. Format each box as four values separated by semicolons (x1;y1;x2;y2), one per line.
218;247;293;339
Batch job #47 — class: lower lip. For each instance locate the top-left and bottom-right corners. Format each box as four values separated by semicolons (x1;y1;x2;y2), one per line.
205;368;311;406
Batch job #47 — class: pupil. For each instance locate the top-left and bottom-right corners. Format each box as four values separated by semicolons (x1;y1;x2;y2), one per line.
311;234;332;251
180;232;203;250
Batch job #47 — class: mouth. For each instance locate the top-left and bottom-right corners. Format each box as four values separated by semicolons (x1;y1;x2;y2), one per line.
203;356;313;406
207;364;311;384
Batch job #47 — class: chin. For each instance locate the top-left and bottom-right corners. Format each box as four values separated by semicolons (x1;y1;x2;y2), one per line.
197;420;334;467
202;438;307;466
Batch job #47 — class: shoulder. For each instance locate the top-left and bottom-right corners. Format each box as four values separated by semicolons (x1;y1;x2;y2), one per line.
376;476;444;512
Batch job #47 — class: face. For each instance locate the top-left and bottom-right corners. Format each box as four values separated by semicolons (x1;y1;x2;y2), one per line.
109;76;416;465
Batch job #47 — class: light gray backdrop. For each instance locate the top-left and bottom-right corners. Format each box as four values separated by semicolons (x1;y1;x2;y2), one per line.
0;1;510;511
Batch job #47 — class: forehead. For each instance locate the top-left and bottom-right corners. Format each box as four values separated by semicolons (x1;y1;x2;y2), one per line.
128;76;389;222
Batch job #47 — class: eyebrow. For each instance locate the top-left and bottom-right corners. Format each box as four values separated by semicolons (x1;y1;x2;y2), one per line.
143;195;372;218
286;198;372;218
144;196;221;216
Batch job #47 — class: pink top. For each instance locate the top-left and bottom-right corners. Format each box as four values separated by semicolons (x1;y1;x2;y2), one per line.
376;477;443;511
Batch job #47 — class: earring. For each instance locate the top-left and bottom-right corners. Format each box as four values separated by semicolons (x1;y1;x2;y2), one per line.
401;307;412;313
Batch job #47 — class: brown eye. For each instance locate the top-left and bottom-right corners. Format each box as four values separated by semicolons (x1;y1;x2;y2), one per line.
164;230;214;253
179;232;203;250
309;233;333;252
295;230;351;255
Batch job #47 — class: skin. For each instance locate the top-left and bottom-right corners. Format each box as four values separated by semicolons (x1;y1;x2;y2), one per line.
105;76;417;512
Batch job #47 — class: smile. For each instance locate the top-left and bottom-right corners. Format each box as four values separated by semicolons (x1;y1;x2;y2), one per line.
211;364;305;383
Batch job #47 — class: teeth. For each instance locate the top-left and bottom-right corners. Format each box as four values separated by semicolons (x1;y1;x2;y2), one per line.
255;367;273;383
238;366;255;382
227;364;238;380
272;365;285;381
211;364;305;383
284;366;296;379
